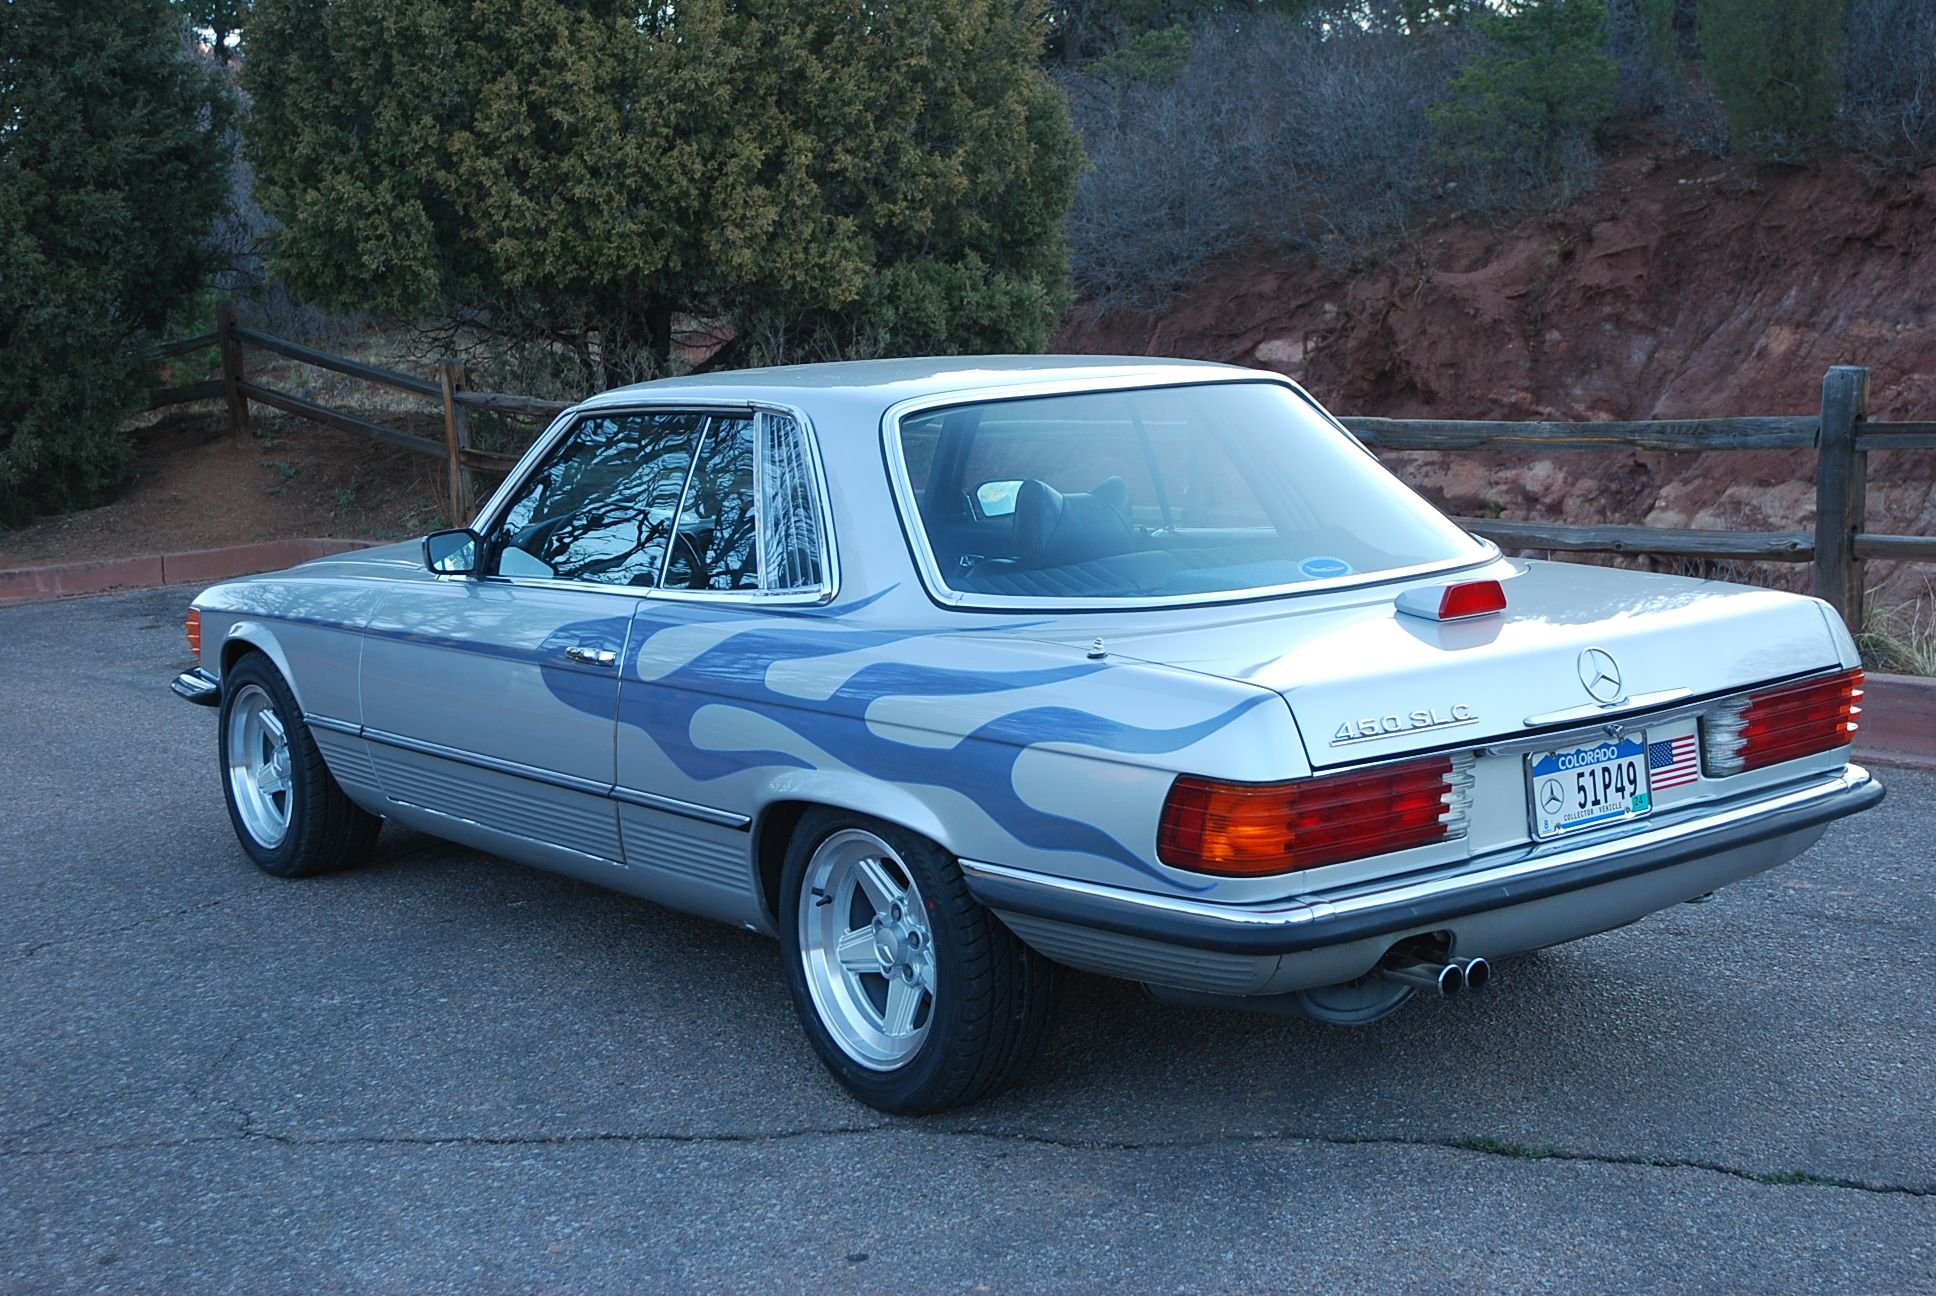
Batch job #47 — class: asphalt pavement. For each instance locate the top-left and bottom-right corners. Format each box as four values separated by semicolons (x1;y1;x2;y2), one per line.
2;587;1931;1294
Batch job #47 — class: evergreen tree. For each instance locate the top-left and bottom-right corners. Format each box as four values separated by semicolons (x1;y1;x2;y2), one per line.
1428;0;1617;183
243;0;1082;381
180;1;250;63
0;0;234;523
1698;0;1845;162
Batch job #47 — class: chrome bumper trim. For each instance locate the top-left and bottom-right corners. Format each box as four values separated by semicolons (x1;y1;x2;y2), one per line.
961;764;1882;955
610;784;752;830
171;668;220;706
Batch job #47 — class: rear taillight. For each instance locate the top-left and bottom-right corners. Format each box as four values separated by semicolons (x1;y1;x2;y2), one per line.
185;609;202;660
1157;753;1472;877
1701;669;1863;776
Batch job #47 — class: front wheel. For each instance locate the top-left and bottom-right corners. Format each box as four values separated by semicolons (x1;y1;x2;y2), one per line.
780;810;1057;1114
218;653;380;878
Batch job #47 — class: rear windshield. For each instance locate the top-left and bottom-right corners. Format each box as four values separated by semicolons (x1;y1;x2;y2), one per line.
895;381;1485;602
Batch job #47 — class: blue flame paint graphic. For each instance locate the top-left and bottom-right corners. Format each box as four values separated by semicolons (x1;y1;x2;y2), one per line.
540;592;1266;890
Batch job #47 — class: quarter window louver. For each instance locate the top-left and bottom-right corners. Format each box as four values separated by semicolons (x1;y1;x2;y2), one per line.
761;414;825;592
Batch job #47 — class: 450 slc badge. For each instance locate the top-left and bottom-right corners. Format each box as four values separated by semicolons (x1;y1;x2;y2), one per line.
1331;704;1478;746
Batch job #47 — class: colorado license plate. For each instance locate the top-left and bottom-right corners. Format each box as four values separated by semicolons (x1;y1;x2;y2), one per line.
1527;734;1652;839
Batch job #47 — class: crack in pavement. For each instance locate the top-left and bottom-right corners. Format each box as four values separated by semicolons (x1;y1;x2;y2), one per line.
7;898;228;961
3;1123;1930;1198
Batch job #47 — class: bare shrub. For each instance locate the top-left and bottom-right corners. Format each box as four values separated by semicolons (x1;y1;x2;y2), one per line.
1840;0;1936;169
1265;25;1462;248
1066;17;1458;306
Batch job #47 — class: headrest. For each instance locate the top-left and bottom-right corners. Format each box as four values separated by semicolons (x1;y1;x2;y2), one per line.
1013;476;1135;568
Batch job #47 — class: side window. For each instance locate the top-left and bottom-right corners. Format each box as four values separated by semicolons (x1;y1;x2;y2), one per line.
492;412;703;586
762;414;824;592
664;416;760;591
899;414;941;492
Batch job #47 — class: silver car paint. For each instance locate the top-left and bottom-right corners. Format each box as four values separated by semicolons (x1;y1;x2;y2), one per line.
186;357;1870;991
1045;556;1855;764
991;813;1838;995
360;578;632;861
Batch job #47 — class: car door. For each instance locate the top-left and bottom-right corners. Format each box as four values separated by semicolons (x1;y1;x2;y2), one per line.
614;408;834;929
358;410;709;876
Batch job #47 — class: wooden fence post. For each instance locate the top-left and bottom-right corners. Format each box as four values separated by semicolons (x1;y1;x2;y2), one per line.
438;360;473;524
1814;365;1870;633
217;299;248;441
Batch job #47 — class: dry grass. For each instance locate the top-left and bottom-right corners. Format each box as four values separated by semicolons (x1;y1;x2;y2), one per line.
1858;583;1936;677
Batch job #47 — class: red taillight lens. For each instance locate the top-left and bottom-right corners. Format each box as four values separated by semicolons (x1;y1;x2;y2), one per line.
1396;579;1508;621
1158;755;1459;876
1437;580;1507;619
1734;669;1863;771
185;609;202;660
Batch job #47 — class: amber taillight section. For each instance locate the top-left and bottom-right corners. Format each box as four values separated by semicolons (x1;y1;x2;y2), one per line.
1733;669;1863;772
185;608;202;660
1157;755;1458;877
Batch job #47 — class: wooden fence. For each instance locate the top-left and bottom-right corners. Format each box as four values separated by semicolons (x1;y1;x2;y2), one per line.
1338;365;1936;631
148;301;571;526
147;306;1936;631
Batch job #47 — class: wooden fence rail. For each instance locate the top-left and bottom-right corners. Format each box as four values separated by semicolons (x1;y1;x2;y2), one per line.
145;304;1931;631
1336;363;1934;630
145;303;565;530
1343;415;1819;452
234;326;445;399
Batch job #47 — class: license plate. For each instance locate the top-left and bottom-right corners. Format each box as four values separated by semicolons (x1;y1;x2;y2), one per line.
1527;733;1652;839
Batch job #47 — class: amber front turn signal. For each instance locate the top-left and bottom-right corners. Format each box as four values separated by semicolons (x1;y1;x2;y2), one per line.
185;608;202;660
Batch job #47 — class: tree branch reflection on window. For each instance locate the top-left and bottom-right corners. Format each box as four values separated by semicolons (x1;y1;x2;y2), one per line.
666;417;760;591
495;412;712;586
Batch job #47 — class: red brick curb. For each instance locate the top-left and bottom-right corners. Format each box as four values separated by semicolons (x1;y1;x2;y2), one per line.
1856;673;1936;771
0;538;378;606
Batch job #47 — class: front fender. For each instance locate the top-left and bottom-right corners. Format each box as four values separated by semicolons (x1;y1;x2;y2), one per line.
216;619;303;707
191;576;386;724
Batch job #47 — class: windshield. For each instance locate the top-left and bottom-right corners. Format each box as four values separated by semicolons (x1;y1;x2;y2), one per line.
895;381;1486;603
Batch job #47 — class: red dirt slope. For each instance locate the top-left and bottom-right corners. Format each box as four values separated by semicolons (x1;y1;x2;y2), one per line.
1060;144;1936;594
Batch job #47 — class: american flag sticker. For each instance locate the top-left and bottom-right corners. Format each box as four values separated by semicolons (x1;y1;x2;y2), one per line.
1649;734;1700;789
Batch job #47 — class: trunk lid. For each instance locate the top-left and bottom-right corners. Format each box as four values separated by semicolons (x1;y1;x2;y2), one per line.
1036;561;1846;769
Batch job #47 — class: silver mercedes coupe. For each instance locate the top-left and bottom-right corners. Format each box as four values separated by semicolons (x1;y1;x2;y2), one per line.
172;357;1883;1112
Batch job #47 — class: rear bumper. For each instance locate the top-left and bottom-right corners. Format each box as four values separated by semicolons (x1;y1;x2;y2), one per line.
961;764;1882;968
171;667;219;706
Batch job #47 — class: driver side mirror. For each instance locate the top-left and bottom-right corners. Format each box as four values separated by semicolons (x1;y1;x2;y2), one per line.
423;528;481;575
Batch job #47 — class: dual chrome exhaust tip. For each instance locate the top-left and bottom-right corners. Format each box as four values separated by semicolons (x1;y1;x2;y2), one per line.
1379;954;1490;997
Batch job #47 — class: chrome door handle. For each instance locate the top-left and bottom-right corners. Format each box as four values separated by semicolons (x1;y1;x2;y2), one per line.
565;646;617;667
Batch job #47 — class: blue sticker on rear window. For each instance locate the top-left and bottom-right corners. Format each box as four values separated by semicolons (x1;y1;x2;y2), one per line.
1300;555;1352;580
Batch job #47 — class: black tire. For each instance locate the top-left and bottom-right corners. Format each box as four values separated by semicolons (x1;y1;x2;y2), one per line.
217;653;381;878
779;808;1058;1114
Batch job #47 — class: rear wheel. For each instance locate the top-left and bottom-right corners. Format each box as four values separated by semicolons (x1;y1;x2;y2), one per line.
780;810;1057;1114
218;653;380;878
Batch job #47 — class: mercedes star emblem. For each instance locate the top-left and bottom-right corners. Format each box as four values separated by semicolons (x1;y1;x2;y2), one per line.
1578;647;1623;704
1540;778;1566;813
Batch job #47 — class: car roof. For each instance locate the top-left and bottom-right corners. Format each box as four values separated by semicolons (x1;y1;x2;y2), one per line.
574;355;1269;416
